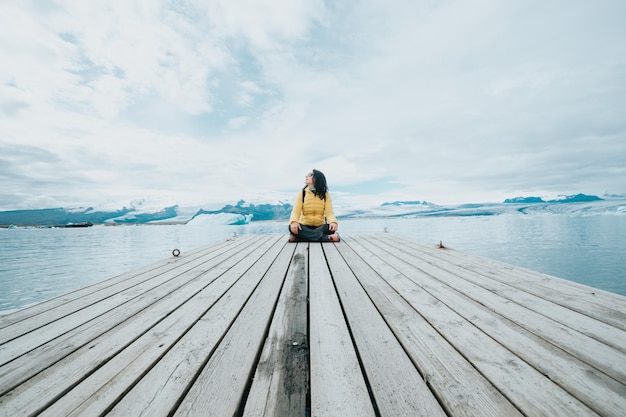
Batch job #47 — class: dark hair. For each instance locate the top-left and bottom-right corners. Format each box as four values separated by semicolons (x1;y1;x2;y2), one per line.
305;169;329;200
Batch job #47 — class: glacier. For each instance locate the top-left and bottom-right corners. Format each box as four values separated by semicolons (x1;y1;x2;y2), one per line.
0;194;625;227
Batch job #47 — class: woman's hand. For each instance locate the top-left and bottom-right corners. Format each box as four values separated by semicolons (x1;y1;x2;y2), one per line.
290;222;302;234
329;222;338;232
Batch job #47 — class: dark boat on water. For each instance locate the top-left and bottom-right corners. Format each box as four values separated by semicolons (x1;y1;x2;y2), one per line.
64;222;94;228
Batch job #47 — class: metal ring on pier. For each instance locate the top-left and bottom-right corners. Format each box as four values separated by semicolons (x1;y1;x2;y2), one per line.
172;249;181;257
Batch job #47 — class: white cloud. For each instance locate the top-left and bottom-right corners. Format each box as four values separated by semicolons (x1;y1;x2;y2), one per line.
205;0;327;48
1;0;625;210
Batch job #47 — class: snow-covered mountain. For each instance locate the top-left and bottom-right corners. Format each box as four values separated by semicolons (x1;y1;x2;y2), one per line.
1;194;624;227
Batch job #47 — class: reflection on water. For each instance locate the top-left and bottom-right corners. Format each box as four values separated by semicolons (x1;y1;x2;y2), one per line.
1;214;624;313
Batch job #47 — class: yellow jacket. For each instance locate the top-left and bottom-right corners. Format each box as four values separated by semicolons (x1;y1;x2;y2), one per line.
289;188;338;227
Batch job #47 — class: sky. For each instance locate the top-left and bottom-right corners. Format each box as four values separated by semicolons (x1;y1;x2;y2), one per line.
1;0;626;212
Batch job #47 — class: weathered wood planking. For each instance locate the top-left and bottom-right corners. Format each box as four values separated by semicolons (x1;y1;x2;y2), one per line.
343;234;624;417
308;243;375;417
0;233;624;417
243;243;309;417
329;239;522;417
322;243;450;417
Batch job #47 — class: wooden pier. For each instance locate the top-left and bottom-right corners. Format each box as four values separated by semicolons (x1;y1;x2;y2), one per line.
0;233;624;417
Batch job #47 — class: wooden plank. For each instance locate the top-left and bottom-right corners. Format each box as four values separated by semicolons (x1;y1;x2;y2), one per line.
0;235;272;397
375;235;626;383
404;270;626;417
0;235;257;352
354;235;626;417
1;233;623;417
0;236;252;331
97;237;287;417
386;234;626;352
386;233;626;330
171;240;296;417
307;243;375;417
337;237;525;417
348;235;606;417
322;243;448;417
0;236;281;417
243;243;309;417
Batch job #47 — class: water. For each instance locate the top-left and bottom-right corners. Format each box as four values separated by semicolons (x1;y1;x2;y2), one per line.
1;214;625;314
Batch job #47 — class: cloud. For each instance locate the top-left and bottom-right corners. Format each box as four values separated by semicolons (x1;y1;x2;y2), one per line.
1;0;625;210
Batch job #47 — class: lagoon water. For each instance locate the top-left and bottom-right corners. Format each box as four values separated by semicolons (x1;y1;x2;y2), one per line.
1;214;625;313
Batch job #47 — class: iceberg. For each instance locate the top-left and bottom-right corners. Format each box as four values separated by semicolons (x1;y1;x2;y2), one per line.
187;213;252;226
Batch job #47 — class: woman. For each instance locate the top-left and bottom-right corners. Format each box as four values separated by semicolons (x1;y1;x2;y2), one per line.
288;169;340;242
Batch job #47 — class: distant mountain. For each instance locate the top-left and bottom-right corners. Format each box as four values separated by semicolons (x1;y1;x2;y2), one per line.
547;193;603;203
0;193;621;227
504;193;603;204
193;199;293;222
504;196;545;203
0;200;293;227
0;207;134;226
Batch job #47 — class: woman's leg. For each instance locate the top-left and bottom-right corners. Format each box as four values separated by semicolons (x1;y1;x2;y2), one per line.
289;224;336;242
321;224;340;241
299;225;325;241
288;225;315;241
